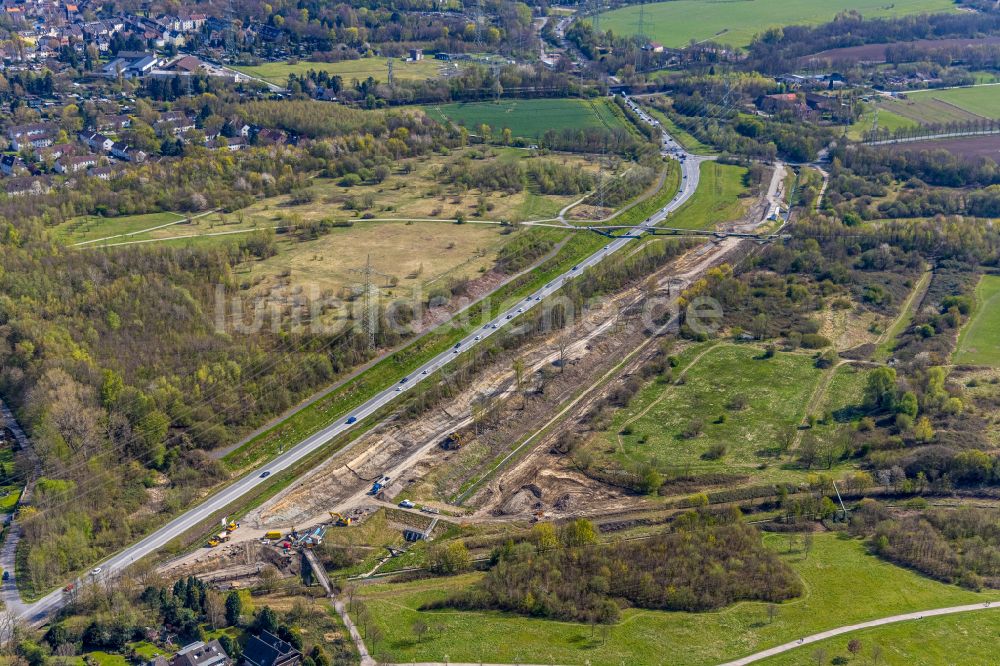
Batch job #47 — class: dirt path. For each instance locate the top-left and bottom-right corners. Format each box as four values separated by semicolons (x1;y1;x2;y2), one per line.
790;359;845;450
718;601;1000;666
874;268;932;361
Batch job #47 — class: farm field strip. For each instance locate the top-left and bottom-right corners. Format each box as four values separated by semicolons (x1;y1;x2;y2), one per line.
234;56;447;85
882;85;1000;126
954;274;1000;367
422;98;626;139
594;0;957;49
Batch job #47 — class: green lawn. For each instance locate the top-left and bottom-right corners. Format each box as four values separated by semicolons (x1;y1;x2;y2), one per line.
234;57;447;86
54;211;187;245
669;161;750;230
758;608;1000;665
358;533;992;665
0;486;22;514
848;103;920;140
594;0;957;49
603;344;821;478
906;84;1000;120
422;98;625;140
83;652;129;666
878;85;1000;127
955;274;1000;366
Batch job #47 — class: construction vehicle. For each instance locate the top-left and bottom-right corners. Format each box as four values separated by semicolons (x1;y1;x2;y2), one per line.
329;512;352;527
264;530;283;540
368;481;383;495
225;522;239;533
207;532;231;548
440;432;464;450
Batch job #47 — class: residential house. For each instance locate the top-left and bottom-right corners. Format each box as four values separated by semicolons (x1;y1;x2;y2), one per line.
209;136;246;151
88;165;121;180
169;640;231;666
110;142;146;162
33;142;75;162
0;155;27;177
97;114;132;132
54;154;98;174
7;122;58;150
756;92;809;116
241;631;301;666
255;128;287;145
80;132;115;152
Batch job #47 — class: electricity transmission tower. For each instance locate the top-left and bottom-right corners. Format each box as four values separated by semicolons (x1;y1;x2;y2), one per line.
349;255;392;350
387;58;394;87
634;1;647;72
490;62;502;102
473;0;485;51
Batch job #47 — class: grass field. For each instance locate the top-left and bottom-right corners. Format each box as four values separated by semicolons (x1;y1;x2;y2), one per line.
669;161;750;230
848;103;919;140
601;344;823;480
234;57;447;86
247;220;508;299
358;533;992;665
758;608;1000;665
881;85;1000;126
955;274;1000;366
54;211;188;245
593;0;957;49
422;98;625;139
56;148;599;248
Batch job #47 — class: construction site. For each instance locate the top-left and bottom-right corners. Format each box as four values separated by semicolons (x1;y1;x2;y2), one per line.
159;161;789;595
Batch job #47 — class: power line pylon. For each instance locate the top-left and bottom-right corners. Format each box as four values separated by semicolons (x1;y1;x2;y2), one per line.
635;1;646;72
349;255;392;351
387;58;394;87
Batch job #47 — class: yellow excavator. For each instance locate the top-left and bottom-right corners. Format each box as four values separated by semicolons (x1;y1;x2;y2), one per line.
329;511;352;527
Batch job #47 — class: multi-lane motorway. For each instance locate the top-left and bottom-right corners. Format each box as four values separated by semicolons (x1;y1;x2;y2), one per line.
13;95;707;624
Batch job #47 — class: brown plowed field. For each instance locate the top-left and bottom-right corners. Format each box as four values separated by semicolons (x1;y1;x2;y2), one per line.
887;133;1000;159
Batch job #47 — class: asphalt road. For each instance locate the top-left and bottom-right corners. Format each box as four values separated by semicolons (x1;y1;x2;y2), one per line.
14;96;704;624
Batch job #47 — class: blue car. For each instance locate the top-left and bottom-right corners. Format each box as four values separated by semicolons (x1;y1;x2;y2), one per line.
346;416;357;424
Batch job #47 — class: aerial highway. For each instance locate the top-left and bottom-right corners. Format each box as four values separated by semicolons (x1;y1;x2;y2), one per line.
13;95;706;625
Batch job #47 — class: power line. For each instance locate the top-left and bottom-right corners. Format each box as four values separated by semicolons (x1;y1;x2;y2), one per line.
348;254;392;351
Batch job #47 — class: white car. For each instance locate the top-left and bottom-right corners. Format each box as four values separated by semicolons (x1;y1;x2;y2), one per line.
91;567;102;576
475;335;481;341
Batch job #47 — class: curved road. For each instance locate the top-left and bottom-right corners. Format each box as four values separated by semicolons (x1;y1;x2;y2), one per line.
718;601;1000;665
11;96;705;625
